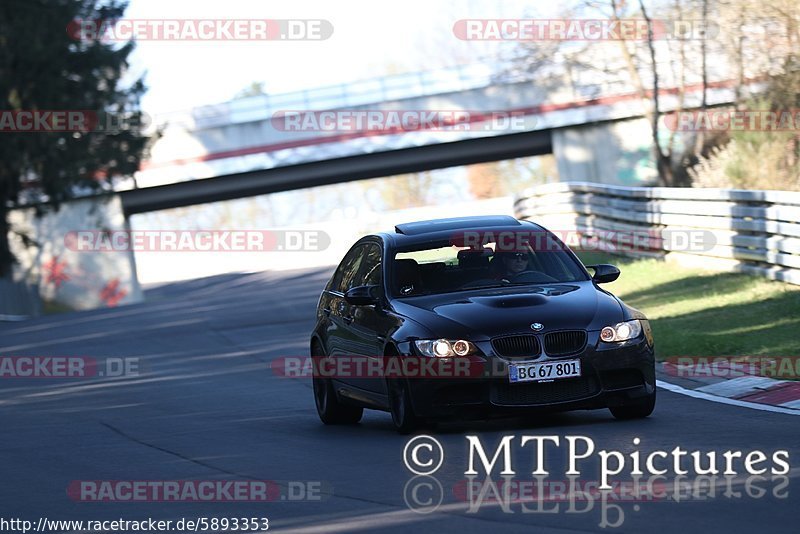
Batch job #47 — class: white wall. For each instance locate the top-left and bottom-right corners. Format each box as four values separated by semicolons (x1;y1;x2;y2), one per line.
8;195;143;310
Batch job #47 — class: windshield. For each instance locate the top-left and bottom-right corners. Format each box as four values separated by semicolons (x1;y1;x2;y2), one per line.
392;230;589;297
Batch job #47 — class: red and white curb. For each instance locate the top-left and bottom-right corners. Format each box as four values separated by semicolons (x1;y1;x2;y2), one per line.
657;361;800;414
696;377;800;409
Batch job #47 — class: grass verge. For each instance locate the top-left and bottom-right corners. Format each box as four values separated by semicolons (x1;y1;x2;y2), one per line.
576;252;800;361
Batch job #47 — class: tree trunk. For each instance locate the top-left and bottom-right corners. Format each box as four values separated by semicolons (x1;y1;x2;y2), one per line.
0;203;13;279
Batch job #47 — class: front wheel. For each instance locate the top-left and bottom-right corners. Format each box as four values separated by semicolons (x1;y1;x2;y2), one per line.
609;389;656;420
389;379;421;434
312;375;363;425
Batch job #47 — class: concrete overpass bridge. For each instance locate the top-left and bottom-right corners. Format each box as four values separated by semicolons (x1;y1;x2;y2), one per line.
8;58;752;313
124;59;747;215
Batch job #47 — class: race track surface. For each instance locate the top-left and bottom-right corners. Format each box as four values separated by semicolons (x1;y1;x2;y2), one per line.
1;269;797;533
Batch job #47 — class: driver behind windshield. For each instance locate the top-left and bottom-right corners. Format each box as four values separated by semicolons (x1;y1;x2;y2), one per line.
492;251;530;280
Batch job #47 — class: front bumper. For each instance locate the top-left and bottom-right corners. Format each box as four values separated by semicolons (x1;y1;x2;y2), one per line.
404;333;655;419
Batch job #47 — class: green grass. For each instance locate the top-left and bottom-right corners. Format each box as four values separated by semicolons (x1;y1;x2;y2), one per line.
576;252;800;361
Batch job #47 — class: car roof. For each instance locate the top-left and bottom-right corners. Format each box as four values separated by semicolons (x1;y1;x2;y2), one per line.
367;215;546;249
394;215;520;235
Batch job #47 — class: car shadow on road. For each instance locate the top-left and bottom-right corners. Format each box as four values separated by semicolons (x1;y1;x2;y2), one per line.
313;409;655;436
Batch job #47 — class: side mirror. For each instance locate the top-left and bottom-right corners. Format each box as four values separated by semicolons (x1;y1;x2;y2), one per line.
587;264;620;284
344;285;380;306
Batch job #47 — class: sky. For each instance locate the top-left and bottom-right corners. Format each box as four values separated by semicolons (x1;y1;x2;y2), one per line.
124;0;564;115
118;0;565;235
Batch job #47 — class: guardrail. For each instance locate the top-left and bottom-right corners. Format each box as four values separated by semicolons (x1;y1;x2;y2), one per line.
514;182;800;286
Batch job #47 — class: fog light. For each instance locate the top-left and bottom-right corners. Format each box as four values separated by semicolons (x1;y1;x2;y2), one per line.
600;327;616;342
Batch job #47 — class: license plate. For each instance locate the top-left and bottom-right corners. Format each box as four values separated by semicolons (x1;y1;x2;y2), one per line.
508;359;581;383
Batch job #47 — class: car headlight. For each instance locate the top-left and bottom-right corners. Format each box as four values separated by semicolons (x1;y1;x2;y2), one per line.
600;320;642;343
414;339;476;357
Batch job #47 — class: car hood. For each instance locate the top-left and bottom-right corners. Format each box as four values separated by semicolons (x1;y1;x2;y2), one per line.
392;282;624;340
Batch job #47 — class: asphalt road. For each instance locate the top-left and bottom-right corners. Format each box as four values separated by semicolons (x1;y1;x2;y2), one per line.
1;268;798;533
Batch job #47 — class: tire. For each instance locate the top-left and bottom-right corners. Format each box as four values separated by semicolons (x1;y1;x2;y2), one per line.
311;344;363;425
609;389;656;420
389;379;420;434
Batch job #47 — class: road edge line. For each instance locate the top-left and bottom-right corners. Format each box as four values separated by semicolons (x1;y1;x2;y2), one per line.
656;379;800;416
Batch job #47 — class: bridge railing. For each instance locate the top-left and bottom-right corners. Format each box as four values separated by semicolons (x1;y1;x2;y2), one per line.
514;182;800;286
158;62;504;131
156;50;734;132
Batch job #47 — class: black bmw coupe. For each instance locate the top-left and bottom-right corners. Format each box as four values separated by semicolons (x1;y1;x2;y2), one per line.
310;215;655;433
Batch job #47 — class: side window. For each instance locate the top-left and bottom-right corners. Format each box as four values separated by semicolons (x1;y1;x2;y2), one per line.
355;244;382;287
329;245;364;293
